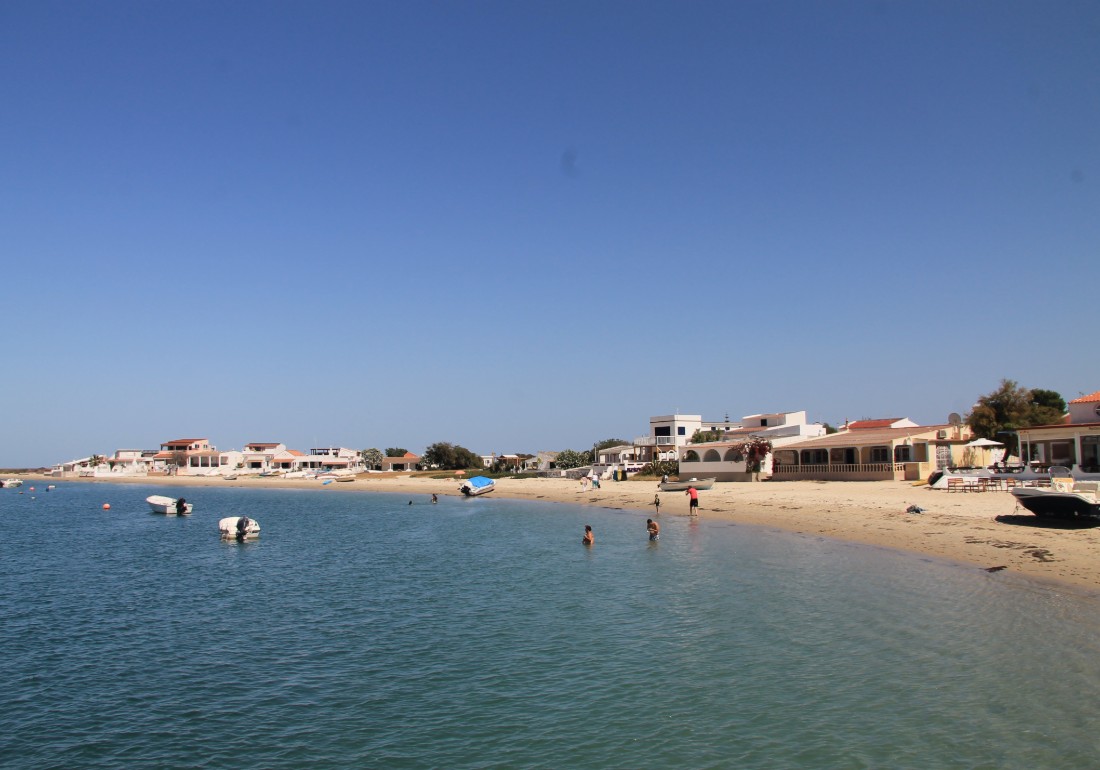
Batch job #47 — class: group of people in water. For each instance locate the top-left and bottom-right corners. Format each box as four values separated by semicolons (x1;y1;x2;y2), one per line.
582;517;662;546
583;486;700;546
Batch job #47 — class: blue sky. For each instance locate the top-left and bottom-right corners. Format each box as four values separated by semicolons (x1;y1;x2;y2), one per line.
2;1;1097;467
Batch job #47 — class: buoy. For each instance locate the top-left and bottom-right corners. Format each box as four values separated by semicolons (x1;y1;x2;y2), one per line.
29;487;35;491
102;503;111;510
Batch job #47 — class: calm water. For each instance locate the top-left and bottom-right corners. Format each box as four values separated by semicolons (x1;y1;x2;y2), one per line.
2;482;1099;769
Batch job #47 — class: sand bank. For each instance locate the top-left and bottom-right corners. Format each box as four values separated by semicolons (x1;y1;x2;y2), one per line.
19;472;1100;594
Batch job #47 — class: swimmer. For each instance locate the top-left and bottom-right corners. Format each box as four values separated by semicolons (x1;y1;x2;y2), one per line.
647;518;660;541
582;525;594;546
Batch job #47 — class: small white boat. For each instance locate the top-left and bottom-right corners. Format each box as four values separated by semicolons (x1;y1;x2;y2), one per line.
147;495;193;515
659;477;716;492
1;478;24;488
219;516;260;540
459;476;496;496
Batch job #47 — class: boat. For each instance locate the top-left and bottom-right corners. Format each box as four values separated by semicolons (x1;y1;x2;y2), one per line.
1;478;23;488
659;477;716;492
459;476;496;496
146;495;193;515
218;516;261;540
1010;467;1100;519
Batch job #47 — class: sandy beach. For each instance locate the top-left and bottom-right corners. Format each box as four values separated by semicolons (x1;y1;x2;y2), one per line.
19;472;1100;594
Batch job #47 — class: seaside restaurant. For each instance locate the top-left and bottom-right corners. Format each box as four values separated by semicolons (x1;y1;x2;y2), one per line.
1015;390;1100;473
772;423;972;482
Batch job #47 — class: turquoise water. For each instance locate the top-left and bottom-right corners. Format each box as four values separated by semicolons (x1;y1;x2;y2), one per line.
2;482;1099;769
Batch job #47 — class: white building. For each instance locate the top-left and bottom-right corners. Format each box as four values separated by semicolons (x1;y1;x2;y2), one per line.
677;411;827;481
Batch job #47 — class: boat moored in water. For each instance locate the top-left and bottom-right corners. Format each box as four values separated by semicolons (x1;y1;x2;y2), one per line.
1;478;24;488
147;495;193;515
218;516;260;540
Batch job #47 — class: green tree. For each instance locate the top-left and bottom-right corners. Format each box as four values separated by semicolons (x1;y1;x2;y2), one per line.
1028;389;1066;426
385;447;408;457
690;429;722;443
967;379;1066;457
360;448;384;469
423;442;482;470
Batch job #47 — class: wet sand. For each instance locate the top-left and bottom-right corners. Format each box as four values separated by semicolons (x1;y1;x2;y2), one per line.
20;472;1100;594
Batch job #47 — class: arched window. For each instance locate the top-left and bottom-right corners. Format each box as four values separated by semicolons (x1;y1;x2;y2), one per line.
703;449;721;462
723;449;744;462
683;450;700;462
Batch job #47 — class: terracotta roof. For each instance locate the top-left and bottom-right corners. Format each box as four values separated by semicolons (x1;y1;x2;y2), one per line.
288;450;305;456
403;452;420;459
165;438;206;444
1069;391;1100;404
845;419;902;430
246;443;281;449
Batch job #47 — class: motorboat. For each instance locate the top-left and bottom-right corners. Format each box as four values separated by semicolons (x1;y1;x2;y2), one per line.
218;516;260;540
459;476;495;496
1;478;23;488
659;477;716;492
147;495;193;515
1010;468;1100;519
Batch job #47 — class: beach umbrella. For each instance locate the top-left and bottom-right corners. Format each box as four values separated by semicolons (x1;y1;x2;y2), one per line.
965;438;1003;447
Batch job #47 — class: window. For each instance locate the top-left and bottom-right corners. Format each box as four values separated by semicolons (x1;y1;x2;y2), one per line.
870;446;890;463
677;427;686;435
655;426;671;437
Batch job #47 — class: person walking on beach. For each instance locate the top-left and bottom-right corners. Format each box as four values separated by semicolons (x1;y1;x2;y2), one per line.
686;486;699;515
582;525;594;546
647;518;660;541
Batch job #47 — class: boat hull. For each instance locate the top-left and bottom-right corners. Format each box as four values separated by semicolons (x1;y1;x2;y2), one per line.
659;478;716;492
146;495;193;515
1011;488;1100;519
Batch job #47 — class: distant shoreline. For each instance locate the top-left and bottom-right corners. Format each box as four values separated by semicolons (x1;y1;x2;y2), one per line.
14;472;1100;596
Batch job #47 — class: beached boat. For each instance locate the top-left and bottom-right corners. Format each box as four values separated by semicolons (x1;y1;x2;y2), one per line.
218;516;261;540
146;495;193;515
335;476;356;482
1;478;23;488
1011;468;1100;519
659;477;716;492
459;476;495;496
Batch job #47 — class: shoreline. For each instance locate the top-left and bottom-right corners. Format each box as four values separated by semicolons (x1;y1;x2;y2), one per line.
17;472;1100;596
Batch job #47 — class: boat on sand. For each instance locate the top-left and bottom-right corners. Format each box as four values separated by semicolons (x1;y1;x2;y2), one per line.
459;476;495;496
1011;467;1100;519
659;477;716;492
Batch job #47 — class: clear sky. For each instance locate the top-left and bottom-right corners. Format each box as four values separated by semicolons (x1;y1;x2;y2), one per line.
2;1;1097;467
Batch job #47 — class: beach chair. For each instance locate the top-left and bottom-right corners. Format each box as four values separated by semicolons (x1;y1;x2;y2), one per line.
947;477;965;493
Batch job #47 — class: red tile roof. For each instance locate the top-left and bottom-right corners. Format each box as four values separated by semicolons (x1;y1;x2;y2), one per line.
1069;391;1100;404
846;419;901;430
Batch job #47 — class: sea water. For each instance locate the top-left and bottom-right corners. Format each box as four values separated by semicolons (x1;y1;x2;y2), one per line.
2;482;1099;769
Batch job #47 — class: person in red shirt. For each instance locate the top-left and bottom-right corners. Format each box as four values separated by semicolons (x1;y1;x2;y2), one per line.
686;486;699;515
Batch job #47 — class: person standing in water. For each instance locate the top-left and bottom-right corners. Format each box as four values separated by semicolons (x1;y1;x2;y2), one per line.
582;525;594;546
647;518;660;541
175;497;187;515
686;486;699;515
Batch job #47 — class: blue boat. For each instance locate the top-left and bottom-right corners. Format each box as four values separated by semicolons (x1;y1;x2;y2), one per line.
459;475;495;496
